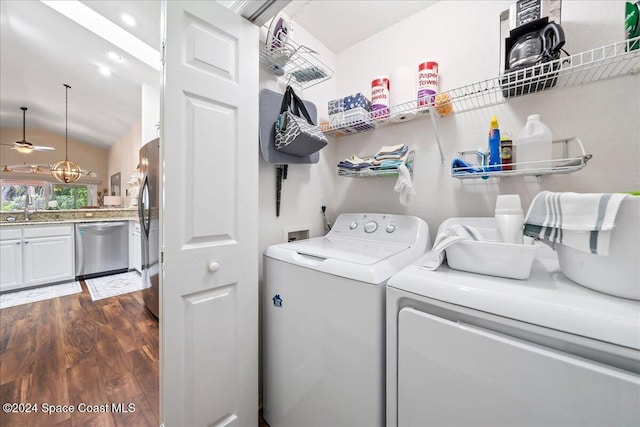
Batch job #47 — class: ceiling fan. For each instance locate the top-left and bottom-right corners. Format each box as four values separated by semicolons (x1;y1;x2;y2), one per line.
1;107;56;153
1;162;97;177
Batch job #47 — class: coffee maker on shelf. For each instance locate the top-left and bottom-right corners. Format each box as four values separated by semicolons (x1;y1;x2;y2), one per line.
499;0;565;97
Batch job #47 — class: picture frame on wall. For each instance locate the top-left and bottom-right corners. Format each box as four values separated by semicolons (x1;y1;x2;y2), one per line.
110;172;121;196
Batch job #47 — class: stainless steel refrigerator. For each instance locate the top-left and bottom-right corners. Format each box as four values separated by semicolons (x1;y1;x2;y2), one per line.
139;138;160;318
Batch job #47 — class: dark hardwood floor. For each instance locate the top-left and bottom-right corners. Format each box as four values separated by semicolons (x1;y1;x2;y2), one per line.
0;281;159;427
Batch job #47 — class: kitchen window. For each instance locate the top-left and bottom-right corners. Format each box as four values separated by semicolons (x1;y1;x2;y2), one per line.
1;178;97;211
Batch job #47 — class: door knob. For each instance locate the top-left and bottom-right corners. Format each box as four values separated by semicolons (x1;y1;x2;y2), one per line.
208;261;220;272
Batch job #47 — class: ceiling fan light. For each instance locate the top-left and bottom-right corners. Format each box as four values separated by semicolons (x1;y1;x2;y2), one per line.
15;145;33;154
52;159;82;183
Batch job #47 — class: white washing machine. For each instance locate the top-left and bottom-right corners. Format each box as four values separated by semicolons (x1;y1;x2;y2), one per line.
386;219;640;427
264;213;431;427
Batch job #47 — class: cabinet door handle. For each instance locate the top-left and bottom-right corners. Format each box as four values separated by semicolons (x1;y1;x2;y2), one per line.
16;241;21;245
23;241;29;244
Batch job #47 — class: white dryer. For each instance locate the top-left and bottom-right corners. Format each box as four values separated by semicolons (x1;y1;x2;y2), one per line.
264;213;431;427
386;218;640;427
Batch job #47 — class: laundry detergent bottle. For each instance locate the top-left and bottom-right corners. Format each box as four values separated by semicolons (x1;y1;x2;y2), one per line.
495;194;524;244
488;115;501;171
514;114;552;170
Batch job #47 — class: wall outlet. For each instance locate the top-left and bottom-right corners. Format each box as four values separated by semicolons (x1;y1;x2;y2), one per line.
283;225;310;243
85;212;94;217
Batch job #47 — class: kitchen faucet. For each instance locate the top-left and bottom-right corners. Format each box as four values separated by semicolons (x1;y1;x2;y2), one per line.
23;194;35;221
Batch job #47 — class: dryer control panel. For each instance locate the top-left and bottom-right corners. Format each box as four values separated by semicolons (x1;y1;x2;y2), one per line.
329;213;428;246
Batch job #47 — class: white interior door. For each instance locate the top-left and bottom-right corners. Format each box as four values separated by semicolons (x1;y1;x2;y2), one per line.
161;2;258;426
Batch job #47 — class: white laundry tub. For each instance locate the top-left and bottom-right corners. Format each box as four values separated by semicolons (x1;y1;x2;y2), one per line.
556;196;640;300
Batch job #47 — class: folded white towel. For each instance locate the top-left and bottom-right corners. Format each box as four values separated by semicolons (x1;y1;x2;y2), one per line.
377;143;406;155
375;152;409;162
524;191;628;255
342;155;372;165
420;224;485;270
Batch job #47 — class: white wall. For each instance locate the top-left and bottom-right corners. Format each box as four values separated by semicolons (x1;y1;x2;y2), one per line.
108;119;141;206
325;0;639;240
141;83;160;145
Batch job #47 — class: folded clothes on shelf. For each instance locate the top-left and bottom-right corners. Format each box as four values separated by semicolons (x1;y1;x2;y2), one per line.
376;144;406;155
337;161;372;170
337;145;412;177
374;159;405;170
374;144;408;160
337;155;374;170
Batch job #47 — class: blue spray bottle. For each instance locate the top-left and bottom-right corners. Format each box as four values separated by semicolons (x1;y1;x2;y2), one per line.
488;115;501;172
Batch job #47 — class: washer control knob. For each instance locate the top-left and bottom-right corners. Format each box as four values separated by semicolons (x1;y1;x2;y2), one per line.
386;224;396;233
349;221;358;230
364;221;378;233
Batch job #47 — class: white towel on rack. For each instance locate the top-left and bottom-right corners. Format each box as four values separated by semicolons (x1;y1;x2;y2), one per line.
394;163;415;207
523;191;628;255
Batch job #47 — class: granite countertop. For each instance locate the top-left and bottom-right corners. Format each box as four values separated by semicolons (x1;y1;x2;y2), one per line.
1;217;138;227
0;208;138;226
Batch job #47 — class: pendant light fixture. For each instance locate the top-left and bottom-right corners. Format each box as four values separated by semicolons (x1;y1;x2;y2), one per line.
51;84;82;183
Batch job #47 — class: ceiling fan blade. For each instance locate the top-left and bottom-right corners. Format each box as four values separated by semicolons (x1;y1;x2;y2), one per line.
33;146;56;151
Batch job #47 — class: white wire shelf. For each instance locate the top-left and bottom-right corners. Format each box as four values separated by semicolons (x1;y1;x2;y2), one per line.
338;151;414;178
447;37;640;114
260;29;333;89
321;102;434;138
451;137;591;179
321;37;639;138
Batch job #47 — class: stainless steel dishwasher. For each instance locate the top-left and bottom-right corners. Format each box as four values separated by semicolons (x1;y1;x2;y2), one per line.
75;221;129;279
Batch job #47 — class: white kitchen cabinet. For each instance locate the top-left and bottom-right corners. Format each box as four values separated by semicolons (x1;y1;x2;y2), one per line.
22;234;74;288
0;237;23;291
0;224;75;292
129;221;142;273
